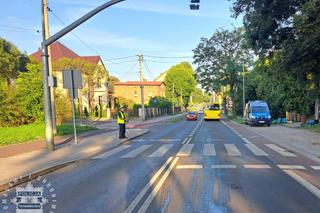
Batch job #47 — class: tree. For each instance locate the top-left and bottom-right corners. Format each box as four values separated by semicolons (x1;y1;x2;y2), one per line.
0;38;21;84
231;0;306;56
232;0;320;118
0;60;44;126
15;60;44;122
193;27;251;117
192;88;210;104
164;62;197;107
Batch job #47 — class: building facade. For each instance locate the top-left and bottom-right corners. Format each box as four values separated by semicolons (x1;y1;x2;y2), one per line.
31;42;110;113
113;81;166;104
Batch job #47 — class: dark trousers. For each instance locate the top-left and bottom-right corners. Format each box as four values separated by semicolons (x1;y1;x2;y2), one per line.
119;124;126;138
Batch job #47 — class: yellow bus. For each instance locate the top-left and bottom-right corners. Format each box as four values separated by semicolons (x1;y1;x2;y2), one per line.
204;103;221;120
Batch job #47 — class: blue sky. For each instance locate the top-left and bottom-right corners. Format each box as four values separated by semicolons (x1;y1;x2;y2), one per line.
0;0;242;81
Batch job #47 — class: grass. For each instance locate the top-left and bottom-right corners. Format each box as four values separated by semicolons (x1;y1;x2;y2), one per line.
0;123;98;147
299;124;320;133
56;124;97;136
230;117;246;125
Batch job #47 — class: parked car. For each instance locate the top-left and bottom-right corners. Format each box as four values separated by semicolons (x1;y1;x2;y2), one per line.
186;111;198;121
204;103;221;120
245;100;271;127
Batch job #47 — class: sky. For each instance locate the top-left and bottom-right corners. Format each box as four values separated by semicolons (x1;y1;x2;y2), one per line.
0;0;243;81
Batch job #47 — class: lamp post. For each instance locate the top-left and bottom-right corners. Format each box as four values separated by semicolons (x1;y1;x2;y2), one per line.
41;0;125;151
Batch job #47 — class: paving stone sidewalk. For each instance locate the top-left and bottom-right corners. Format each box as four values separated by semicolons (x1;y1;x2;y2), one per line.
229;120;320;163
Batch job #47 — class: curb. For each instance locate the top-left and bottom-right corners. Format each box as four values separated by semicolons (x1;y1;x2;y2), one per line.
0;129;150;192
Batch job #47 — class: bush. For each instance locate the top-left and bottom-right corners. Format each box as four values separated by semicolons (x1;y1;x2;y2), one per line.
55;91;72;125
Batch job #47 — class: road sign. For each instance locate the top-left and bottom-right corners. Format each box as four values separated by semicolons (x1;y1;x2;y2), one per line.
62;69;83;144
62;70;82;89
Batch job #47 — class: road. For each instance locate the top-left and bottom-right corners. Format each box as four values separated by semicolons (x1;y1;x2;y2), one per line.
2;115;320;213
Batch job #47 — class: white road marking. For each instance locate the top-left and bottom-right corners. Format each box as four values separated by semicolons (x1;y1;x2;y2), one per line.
93;145;131;159
131;139;180;142
243;164;271;169
238;134;243;137
182;137;188;144
148;144;174;157
311;166;320;170
224;144;241;156
124;157;173;213
121;145;152;158
185;137;192;144
265;144;296;157
283;169;320;200
242;138;252;144
203;144;216;156
137;157;179;213
176;164;203;169
176;144;194;156
211;165;237;169
245;144;268;156
277;165;306;170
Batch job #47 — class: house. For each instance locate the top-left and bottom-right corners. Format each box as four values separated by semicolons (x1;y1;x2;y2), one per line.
30;42;111;113
154;71;167;82
113;81;166;104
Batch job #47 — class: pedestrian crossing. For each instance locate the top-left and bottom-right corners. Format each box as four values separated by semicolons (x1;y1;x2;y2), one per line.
94;142;302;159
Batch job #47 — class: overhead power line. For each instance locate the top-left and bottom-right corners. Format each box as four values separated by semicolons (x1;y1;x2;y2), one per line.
143;61;155;80
48;6;135;62
0;24;40;33
145;59;193;64
117;62;138;80
103;60;137;65
144;54;193;59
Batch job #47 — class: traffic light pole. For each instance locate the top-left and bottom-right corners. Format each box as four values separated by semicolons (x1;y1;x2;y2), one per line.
41;0;125;151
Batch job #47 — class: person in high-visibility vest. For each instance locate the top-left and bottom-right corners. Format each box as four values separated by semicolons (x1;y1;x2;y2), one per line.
118;105;128;139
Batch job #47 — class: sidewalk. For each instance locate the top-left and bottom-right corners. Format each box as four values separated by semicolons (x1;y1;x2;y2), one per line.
228;120;320;163
0;128;149;191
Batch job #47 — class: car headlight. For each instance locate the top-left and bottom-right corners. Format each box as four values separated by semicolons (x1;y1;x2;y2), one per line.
251;115;256;119
267;115;271;119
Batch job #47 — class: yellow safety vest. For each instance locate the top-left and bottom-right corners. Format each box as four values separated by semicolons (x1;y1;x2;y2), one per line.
117;111;126;124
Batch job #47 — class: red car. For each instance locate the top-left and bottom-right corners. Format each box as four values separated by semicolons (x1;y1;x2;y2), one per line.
186;112;198;121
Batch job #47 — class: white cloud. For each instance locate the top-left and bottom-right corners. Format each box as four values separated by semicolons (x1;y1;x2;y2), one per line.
58;26;170;53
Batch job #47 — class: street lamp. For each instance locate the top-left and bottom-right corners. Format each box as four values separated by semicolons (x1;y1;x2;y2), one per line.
242;64;247;118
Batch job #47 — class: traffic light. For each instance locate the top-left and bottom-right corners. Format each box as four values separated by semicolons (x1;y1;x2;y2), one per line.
190;0;200;10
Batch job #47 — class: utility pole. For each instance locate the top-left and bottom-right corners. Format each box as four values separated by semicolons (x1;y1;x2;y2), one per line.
43;0;57;134
172;83;175;115
242;64;246;118
137;54;145;120
180;87;183;112
41;0;54;151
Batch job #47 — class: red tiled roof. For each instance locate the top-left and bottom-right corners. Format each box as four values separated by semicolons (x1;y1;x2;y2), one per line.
30;42;102;65
80;56;101;64
31;41;79;62
114;81;164;86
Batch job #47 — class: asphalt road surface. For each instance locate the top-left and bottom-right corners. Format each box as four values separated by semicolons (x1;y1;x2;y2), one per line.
2;115;320;213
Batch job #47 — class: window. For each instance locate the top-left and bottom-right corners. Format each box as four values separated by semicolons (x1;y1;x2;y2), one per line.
134;90;138;97
98;96;103;105
97;77;102;88
208;104;220;110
